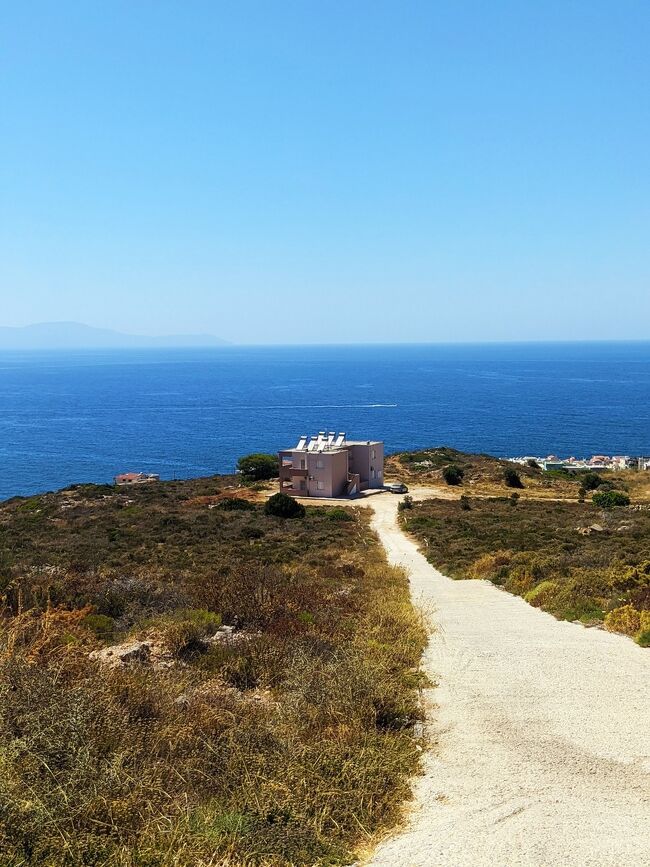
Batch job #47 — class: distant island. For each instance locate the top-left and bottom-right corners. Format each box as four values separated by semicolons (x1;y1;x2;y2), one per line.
0;321;229;350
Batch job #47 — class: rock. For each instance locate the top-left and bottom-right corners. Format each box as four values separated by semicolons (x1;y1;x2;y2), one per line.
205;625;250;646
90;640;151;667
589;523;605;532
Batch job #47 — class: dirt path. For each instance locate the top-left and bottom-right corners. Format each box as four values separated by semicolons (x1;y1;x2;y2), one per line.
366;494;650;867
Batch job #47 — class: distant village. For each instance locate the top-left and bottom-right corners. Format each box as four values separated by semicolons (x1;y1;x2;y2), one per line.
509;454;650;472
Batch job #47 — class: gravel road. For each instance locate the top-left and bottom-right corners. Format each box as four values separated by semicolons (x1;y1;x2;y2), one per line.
366;494;650;867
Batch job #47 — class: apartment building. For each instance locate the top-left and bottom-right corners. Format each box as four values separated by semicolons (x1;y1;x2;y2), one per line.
279;432;384;498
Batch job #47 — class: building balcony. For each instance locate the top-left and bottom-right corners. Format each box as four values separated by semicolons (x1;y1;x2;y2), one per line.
279;466;308;480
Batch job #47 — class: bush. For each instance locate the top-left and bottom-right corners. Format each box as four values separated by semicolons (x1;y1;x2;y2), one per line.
468;550;514;582
264;493;305;519
592;490;630;508
236;453;279;483
503;467;524;489
218;497;256;511
397;495;414;512
526;459;540;469
604;604;641;636
151;608;223;654
581;472;603;491
442;465;464;486
81;613;115;638
524;580;560;608
460;495;471;510
637;629;650;647
326;507;355;522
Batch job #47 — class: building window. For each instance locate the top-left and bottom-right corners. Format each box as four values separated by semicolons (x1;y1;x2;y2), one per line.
371;449;376;459
316;459;324;469
317;481;325;490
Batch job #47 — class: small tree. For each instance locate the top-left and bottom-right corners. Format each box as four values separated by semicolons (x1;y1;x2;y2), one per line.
218;497;256;511
237;453;279;483
503;467;524;489
398;494;413;512
264;492;305;518
581;472;603;491
592;490;630;508
442;465;464;486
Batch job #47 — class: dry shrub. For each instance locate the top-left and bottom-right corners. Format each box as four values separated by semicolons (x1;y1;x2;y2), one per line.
0;494;427;865
467;549;514;581
604;604;642;636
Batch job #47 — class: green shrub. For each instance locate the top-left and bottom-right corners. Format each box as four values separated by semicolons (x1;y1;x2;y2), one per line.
524;580;560;607
218;497;256;511
397;495;414;512
592;490;630;508
326;506;355;521
581;472;603;491
236;453;279;482
503;467;524;488
81;613;115;637
460;495;471;510
264;493;305;518
442;465;464;486
637;629;650;647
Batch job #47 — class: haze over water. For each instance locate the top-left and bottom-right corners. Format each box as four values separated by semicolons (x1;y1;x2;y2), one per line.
1;341;650;500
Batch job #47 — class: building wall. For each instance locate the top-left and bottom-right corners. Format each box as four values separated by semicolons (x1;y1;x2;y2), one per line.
348;442;384;489
306;450;349;497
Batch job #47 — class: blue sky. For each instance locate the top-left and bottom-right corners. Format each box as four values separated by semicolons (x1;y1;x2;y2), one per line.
1;1;649;344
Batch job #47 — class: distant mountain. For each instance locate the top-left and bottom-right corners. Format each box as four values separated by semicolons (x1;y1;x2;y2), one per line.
0;322;229;350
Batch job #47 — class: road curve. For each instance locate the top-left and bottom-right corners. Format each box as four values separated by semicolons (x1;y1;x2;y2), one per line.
366;494;650;867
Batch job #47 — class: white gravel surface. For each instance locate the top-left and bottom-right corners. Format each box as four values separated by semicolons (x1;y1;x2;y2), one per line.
365;494;650;867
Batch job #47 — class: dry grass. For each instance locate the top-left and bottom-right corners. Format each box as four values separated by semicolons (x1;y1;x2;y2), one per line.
402;496;650;644
0;478;427;866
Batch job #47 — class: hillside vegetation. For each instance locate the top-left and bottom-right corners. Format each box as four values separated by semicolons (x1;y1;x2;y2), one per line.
386;446;650;501
402;497;650;646
0;477;426;866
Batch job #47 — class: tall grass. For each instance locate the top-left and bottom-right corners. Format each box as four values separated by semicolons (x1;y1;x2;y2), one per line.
0;480;427;865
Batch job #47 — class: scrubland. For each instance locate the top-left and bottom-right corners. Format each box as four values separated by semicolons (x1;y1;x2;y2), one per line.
402;496;650;645
386;446;650;502
0;477;426;866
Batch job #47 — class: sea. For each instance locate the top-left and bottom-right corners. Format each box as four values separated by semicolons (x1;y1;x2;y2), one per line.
1;341;650;501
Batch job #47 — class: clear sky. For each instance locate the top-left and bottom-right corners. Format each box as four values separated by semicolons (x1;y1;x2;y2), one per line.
2;1;649;344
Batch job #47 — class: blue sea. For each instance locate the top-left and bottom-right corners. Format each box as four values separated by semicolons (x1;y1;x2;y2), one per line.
1;342;650;500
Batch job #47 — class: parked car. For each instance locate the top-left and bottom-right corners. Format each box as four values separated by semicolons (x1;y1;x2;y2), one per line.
385;482;409;494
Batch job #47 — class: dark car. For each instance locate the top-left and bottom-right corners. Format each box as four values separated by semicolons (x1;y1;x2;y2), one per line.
385;482;409;494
